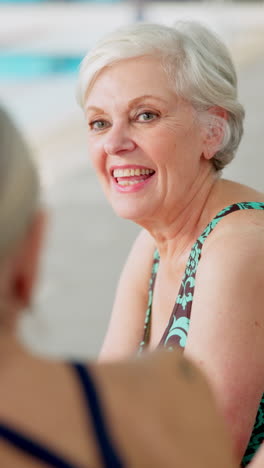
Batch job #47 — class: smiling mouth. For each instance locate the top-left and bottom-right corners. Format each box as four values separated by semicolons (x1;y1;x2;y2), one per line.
112;167;155;186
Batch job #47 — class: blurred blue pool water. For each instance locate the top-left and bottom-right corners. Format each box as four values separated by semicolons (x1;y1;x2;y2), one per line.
0;54;83;78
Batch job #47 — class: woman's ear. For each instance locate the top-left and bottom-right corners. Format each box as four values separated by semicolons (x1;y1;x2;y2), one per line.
202;107;228;161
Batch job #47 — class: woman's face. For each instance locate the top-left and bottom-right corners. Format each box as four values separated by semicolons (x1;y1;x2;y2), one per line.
84;56;208;223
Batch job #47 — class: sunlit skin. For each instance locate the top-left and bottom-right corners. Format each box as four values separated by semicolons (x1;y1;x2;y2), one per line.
85;57;220;260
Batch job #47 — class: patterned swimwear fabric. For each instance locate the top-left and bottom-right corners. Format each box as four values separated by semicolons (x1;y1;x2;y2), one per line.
138;202;264;466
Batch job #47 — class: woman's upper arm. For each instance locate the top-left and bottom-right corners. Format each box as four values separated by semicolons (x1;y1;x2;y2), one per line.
99;229;155;361
185;228;264;461
249;444;264;468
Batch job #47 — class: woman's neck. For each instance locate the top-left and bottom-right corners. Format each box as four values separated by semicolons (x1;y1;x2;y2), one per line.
143;168;220;263
0;327;27;368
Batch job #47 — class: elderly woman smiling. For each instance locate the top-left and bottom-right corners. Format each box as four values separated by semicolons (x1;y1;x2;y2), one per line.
77;22;264;466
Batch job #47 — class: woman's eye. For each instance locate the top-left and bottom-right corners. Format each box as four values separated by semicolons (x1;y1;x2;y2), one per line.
89;120;108;131
137;112;158;122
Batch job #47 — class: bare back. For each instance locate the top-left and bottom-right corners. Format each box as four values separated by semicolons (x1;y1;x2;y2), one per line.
0;346;238;468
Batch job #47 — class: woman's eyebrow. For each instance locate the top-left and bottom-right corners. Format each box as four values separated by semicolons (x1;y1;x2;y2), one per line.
85;95;168;115
128;95;168;109
86;105;104;115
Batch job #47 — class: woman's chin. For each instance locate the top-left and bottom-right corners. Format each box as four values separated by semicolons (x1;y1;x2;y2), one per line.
110;202;149;223
106;173;157;222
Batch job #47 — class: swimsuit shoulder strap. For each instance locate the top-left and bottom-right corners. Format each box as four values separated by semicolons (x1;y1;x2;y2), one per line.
185;201;264;280
0;363;124;468
159;201;264;348
198;201;264;246
0;423;83;468
70;363;123;468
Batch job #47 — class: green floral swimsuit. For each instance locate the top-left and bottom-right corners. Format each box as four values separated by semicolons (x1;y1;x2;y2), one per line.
138;202;264;466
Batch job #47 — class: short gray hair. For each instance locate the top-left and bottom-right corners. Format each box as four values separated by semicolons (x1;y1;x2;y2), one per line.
77;21;245;171
0;108;40;259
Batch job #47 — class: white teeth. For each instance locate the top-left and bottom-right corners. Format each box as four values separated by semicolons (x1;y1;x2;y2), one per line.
113;168;155;178
118;180;143;186
118;180;128;186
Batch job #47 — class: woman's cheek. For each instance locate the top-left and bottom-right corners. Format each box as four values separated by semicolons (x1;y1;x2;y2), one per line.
88;140;103;170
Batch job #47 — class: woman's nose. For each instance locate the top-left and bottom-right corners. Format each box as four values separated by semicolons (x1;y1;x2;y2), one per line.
104;128;136;156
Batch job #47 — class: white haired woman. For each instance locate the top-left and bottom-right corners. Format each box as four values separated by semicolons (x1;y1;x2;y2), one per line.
0;107;239;468
77;22;264;466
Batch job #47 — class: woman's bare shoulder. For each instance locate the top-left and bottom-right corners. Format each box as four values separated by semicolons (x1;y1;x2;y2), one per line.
205;180;264;251
210;179;264;222
206;207;264;253
216;179;264;204
201;206;264;284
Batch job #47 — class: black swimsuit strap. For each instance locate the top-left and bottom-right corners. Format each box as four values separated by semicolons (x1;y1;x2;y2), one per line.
71;363;123;468
0;363;123;468
0;423;82;468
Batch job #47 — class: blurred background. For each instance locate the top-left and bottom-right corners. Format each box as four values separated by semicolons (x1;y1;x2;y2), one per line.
0;0;263;358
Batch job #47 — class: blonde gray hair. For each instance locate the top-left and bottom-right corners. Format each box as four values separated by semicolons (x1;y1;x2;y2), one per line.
77;21;244;171
0;108;40;259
